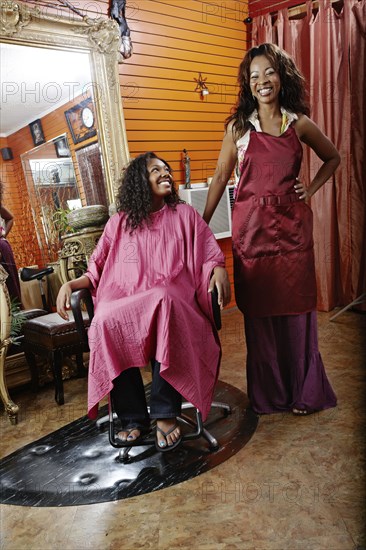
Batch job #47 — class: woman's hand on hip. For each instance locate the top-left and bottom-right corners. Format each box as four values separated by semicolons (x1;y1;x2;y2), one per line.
294;178;310;201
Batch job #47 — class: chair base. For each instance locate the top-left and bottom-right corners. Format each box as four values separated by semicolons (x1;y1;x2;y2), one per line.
97;399;232;461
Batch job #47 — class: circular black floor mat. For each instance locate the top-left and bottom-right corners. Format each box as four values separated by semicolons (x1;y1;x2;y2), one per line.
0;381;258;507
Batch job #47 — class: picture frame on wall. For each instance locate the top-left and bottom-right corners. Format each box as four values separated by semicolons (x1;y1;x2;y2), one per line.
29;119;46;146
54;136;71;158
64;97;97;145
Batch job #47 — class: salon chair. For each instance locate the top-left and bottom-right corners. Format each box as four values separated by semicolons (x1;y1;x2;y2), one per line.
70;287;231;457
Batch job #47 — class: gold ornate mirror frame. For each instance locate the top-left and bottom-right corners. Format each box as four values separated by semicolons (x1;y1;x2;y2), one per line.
0;0;130;203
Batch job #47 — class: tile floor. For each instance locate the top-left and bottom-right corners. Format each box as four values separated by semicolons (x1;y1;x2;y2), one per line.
0;308;365;550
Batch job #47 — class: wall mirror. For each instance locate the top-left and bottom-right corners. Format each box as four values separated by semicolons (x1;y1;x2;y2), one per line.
0;0;130;263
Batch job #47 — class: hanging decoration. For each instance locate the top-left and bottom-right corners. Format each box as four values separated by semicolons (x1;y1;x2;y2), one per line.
110;0;133;59
194;73;209;98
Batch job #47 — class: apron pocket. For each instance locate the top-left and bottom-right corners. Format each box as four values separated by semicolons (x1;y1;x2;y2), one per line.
237;202;313;259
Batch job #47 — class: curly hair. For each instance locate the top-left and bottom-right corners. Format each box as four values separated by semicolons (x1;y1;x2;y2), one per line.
116;152;183;233
226;43;309;139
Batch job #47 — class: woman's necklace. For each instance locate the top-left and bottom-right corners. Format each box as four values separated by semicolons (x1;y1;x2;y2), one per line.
280;111;288;134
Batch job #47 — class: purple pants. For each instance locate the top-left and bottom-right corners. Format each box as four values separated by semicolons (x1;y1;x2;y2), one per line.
244;312;337;414
0;238;21;304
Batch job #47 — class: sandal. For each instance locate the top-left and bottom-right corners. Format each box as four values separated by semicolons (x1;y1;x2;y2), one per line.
155;422;182;452
292;408;316;416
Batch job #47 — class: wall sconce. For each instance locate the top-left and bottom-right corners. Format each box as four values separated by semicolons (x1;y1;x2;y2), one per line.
194;73;209;98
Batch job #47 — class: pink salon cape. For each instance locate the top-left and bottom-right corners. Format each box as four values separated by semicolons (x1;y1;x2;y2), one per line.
232;127;317;317
85;203;225;421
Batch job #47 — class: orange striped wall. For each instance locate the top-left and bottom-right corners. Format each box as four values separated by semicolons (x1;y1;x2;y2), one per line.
120;1;249;307
121;0;249;185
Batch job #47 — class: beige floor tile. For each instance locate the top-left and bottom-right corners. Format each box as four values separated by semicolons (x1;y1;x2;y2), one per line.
0;504;77;549
0;309;364;550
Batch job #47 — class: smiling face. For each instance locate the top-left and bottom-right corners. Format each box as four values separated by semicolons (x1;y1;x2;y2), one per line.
147;157;173;211
249;54;281;106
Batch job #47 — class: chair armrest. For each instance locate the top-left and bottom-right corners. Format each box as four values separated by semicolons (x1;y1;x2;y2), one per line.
211;286;222;331
70;288;94;346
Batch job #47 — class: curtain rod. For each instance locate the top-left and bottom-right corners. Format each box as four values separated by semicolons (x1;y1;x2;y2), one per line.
287;0;342;17
245;0;343;23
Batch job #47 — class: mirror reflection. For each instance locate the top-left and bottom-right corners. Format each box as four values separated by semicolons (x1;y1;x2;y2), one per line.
21;134;81;262
1;43;108;265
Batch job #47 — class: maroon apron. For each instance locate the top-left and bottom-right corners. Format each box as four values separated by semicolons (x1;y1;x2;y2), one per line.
232;127;317;317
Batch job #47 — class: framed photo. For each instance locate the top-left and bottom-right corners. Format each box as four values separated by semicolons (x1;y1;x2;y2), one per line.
64;97;97;145
54;136;71;158
29;119;46;146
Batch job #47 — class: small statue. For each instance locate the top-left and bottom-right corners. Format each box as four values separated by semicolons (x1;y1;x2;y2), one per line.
182;149;191;189
110;0;133;59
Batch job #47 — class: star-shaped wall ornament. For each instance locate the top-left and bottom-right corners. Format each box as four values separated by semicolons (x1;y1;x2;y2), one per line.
194;72;209;94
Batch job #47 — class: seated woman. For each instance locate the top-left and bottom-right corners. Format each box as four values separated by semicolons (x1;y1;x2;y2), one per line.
56;152;231;451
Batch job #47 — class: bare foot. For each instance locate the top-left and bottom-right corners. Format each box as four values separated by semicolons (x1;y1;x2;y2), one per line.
116;427;141;442
156;419;181;449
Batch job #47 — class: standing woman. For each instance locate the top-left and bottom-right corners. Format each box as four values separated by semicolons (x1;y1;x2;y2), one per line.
0;182;22;304
203;43;340;415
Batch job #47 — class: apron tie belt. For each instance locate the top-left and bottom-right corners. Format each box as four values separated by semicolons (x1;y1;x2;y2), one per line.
258;192;300;206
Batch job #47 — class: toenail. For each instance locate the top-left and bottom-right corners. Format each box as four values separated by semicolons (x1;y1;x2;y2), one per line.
159;441;166;447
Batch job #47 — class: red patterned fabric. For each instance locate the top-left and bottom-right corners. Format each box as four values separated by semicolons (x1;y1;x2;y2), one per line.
85;204;225;421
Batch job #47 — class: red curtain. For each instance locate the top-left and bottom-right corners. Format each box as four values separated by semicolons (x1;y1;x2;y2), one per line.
252;0;366;311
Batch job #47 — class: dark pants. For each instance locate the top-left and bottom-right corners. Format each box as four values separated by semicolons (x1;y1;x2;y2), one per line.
110;360;182;430
0;238;22;304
